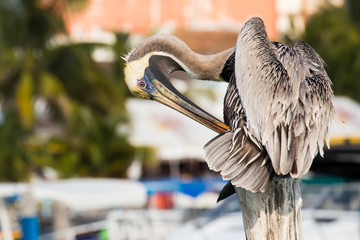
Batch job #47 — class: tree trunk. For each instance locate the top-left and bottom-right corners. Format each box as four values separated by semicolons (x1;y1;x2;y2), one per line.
235;178;303;240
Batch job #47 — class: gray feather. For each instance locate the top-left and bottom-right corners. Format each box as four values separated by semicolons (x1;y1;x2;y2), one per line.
204;75;273;192
234;17;334;179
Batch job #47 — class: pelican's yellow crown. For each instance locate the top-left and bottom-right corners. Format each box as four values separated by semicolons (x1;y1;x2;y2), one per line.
124;53;155;99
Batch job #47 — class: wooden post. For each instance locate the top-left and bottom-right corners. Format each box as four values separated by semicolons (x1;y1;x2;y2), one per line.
52;200;71;240
235;178;303;240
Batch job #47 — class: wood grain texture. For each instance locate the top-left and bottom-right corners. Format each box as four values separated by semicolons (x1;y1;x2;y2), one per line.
236;178;303;240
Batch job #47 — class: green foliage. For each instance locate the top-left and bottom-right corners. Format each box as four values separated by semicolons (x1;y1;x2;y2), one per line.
0;0;138;181
26;114;135;179
0;109;30;181
46;43;125;115
346;0;360;23
112;33;134;100
0;0;64;50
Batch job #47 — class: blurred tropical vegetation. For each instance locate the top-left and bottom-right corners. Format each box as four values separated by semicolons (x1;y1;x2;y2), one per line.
0;0;359;181
0;0;140;181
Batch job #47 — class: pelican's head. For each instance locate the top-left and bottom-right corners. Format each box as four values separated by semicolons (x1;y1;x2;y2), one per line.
124;52;155;100
124;49;230;134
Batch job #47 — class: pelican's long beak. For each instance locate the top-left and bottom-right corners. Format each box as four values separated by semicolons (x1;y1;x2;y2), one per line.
145;55;230;134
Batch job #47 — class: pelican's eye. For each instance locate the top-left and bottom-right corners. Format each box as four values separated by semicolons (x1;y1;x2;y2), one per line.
138;80;146;89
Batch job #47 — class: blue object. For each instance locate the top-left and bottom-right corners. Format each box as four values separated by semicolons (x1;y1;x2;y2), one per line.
179;179;207;197
141;177;226;197
4;194;20;204
20;216;39;240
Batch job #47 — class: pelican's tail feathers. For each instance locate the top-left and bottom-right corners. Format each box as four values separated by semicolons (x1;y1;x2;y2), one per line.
217;181;236;202
204;130;274;193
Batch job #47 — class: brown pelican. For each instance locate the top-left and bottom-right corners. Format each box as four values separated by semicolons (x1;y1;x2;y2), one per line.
124;17;335;198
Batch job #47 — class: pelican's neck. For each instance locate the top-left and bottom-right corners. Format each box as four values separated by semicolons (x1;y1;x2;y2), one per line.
126;34;234;80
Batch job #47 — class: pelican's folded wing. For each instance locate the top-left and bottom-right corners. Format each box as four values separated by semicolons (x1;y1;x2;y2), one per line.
204;130;273;192
234;17;334;178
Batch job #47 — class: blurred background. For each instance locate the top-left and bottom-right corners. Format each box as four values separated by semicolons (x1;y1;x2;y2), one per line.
0;0;360;239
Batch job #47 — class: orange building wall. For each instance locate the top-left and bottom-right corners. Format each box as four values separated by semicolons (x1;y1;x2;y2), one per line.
66;0;277;40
